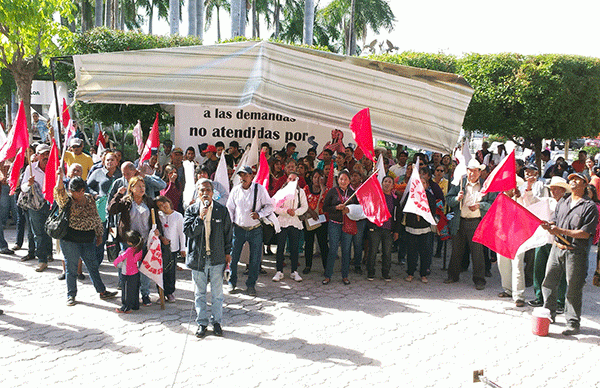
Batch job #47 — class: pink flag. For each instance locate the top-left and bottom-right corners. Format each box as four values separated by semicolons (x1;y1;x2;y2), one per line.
326;160;335;190
349;108;375;161
0;100;29;162
473;193;542;259
140;226;164;289
62;99;75;148
253;150;270;187
481;149;516;194
140;113;160;163
43;139;60;203
402;157;437;225
355;173;391;226
132;120;144;154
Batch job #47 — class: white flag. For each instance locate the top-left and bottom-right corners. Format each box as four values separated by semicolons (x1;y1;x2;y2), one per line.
214;149;230;197
515;198;553;256
132;120;144;154
0;125;6;148
376;154;386;184
403;157;437;225
139;226;164;289
452;142;473;186
232;131;260;187
272;179;298;211
182;160;196;207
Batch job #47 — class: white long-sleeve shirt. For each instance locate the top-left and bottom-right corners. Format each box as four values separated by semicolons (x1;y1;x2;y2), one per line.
20;161;45;193
158;210;186;253
226;182;273;228
274;186;308;230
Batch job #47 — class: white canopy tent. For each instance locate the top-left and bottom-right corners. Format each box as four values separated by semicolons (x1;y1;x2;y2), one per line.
73;40;473;153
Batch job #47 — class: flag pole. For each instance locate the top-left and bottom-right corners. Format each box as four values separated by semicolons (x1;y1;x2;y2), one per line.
151;208;166;310
343;169;379;205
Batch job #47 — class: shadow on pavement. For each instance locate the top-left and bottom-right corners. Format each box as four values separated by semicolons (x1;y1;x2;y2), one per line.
0;313;140;354
225;330;381;366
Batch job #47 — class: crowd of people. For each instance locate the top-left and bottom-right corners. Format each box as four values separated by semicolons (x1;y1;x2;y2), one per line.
1;121;599;338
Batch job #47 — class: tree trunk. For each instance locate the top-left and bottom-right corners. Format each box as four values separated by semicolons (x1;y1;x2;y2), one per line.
196;0;204;41
95;0;103;27
274;0;280;39
239;0;246;37
347;0;356;55
531;137;543;172
148;5;154;34
169;0;180;34
105;0;112;27
216;5;221;41
252;0;257;38
230;0;240;38
10;61;38;141
303;0;314;45
188;0;197;36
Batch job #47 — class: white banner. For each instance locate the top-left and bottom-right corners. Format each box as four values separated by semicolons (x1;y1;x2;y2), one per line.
175;105;357;157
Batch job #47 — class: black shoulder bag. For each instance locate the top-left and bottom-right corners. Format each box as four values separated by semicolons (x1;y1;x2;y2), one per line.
45;199;72;240
253;183;275;243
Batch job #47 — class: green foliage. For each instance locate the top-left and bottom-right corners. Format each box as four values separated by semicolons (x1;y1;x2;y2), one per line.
367;51;458;73
582;146;600;158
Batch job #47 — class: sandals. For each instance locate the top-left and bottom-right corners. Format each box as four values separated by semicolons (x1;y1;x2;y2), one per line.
498;291;511;298
342;278;350;285
322;278;331;285
404;275;414;282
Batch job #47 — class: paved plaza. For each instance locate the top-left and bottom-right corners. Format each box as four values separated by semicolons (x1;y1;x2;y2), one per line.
1;227;600;388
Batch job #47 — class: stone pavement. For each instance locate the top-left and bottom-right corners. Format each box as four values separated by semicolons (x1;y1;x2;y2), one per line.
1;227;600;388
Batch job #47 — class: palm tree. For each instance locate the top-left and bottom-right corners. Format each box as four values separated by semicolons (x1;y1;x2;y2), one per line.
320;0;395;55
303;0;314;45
169;0;180;34
140;0;170;34
205;0;230;41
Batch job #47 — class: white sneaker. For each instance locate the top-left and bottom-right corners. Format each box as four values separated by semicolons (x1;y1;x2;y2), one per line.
272;271;284;282
290;271;303;282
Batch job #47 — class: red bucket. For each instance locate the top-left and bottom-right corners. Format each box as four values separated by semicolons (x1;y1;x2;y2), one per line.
531;307;551;336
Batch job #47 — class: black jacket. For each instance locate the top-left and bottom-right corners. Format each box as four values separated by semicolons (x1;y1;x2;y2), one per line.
184;201;233;271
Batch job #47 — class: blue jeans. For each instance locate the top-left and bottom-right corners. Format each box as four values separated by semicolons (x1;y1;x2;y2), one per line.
325;222;353;279
230;225;263;289
0;184;10;249
95;220;110;264
28;202;52;262
352;219;367;267
192;264;225;326
60;239;107;297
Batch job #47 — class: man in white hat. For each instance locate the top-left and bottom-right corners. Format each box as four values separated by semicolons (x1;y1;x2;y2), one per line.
528;176;570;309
64;137;94;180
444;159;493;290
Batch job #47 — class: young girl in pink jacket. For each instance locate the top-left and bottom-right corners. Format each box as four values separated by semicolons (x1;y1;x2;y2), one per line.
113;231;144;313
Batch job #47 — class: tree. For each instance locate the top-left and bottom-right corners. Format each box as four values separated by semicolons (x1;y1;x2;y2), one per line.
320;0;395;55
141;0;170;34
303;0;314;45
169;0;180;34
205;0;230;41
0;0;74;136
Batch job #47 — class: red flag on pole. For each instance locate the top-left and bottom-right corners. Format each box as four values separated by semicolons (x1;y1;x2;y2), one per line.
62;98;75;148
354;173;391;226
43;139;60;203
0;100;29;162
140;113;160;163
349;108;375;162
253;150;270;187
480;149;517;194
473;193;542;259
96;131;106;147
326;160;335;190
8;150;25;195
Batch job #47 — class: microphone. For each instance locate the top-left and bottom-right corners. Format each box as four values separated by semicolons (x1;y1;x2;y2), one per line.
203;199;210;207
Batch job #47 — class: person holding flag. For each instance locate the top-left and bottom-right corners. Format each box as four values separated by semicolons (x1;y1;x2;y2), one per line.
541;172;599;335
444;159;494;290
302;169;329;274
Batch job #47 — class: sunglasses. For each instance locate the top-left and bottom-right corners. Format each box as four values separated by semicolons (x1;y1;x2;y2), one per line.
436;169;444;172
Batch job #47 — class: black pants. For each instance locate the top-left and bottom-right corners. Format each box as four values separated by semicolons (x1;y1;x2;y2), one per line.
122;273;140;311
304;224;329;271
276;226;301;272
367;225;393;278
448;218;486;285
161;246;177;296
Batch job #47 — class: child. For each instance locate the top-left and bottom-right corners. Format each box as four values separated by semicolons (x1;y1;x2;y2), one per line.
155;196;186;303
113;230;144;313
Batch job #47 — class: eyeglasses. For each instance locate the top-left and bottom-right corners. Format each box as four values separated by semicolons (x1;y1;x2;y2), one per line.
436;169;444;172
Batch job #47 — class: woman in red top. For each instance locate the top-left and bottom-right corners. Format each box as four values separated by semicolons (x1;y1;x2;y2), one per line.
161;164;183;213
302;169;329;274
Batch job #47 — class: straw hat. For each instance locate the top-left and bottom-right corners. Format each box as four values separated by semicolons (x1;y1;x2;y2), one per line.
547;176;571;192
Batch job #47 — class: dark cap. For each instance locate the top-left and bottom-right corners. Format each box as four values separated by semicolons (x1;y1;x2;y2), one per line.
524;164;538;171
237;166;253;175
567;172;588;183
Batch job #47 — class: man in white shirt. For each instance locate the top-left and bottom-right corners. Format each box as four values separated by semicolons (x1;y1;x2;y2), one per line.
389;150;408;180
226;166;274;296
20;144;52;272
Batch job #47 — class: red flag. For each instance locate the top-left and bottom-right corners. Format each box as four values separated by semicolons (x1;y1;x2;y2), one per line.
326;160;335;190
253;150;270;187
353;146;365;161
43;139;60;203
349;108;375;161
96;131;106;147
0;100;29;162
8;150;25;195
140;113;160;163
355;173;391;226
62;98;76;148
481;149;516;194
473;193;542;259
61;98;70;128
